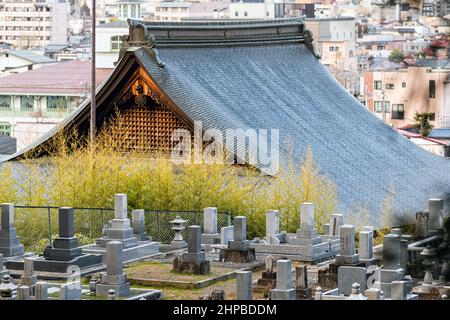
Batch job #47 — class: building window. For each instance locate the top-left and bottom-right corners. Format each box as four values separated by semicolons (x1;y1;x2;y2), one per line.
20;96;34;112
110;36;122;52
374;101;389;113
131;4;137;17
402;82;406;88
47;96;68;112
234;11;238;16
244;11;248;17
0;124;11;136
391;104;404;119
385;83;394;89
0;96;11;110
429;113;435;121
374;81;382;90
429;80;436;98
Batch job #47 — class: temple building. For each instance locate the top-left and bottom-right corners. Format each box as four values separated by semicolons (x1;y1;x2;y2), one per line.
5;17;450;226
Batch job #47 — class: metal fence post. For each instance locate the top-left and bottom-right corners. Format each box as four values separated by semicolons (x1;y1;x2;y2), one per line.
156;211;160;243
100;209;104;228
47;206;52;246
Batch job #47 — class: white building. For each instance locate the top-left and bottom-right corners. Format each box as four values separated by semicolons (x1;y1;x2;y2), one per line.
96;20;128;69
229;2;275;19
0;49;55;77
0;0;70;49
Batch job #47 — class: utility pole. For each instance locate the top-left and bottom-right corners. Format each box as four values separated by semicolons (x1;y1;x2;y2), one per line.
90;0;96;143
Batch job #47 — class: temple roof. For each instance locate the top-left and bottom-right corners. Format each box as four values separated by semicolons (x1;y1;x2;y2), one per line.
5;18;450;225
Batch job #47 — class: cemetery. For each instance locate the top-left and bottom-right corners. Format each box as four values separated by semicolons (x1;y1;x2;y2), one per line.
0;192;449;301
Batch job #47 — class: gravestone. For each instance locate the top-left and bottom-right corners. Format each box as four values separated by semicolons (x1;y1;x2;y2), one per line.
236;271;252;300
96;241;131;297
428;198;444;231
335;225;359;265
330;214;344;237
295;266;312;300
415;211;429;238
270;259;296;300
323;223;330;236
291;203;322;245
373;233;405;298
16;207;104;274
60;282;82;300
221;216;255;263
0;203;25;257
20;257;37;296
220;226;234;246
266;210;280;237
82;194;160;262
17;285;30;300
132;210;149;241
173;226;210;274
35;281;48;300
338;266;367;296
255;255;277;290
359;228;376;266
254;203;339;263
201;207;220;245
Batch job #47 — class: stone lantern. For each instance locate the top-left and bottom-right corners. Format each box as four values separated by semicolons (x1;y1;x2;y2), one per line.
170;216;188;249
0;275;17;299
420;245;436;293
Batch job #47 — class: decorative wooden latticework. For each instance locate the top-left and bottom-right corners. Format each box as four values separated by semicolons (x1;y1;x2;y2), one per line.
110;99;191;155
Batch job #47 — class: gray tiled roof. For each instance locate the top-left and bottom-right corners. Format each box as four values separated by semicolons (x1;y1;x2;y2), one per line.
135;43;450;226
429;128;450;138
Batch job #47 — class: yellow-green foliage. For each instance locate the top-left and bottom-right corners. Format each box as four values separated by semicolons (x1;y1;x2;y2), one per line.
0;118;338;239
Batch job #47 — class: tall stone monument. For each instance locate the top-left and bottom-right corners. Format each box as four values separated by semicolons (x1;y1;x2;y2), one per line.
0;203;24;257
270;259;296;300
220;216;256;263
201;207;220;245
173;225;210;274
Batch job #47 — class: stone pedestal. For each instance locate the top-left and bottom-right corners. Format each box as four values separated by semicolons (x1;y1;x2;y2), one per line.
0;204;24;257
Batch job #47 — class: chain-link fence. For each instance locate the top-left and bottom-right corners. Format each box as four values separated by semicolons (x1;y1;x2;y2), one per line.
13;205;231;253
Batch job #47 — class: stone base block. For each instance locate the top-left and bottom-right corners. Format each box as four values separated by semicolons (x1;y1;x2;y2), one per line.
379;268;404;283
82;241;160;264
95;234;138;249
172;257;210;275
335;254;360;265
290;236;323;246
0;244;24;257
96;282;131;297
101;273;127;285
374;281;392;298
44;246;83;262
20;275;37;286
229;240;251;251
201;233;220;245
256;272;277;288
220;248;256;263
182;252;206;263
170;240;187;250
296;288;312;300
270;288;296;300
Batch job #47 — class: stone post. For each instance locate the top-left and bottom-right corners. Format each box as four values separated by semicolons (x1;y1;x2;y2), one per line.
266;210;280;237
35;281;48;300
382;233;401;270
428;198;443;230
114;194;128;220
234;216;246;241
236;271;252;300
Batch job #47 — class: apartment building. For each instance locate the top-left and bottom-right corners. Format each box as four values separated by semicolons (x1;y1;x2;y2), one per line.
0;0;69;49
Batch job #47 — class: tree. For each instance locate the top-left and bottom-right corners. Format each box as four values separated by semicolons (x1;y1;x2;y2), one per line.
388;49;405;63
414;112;433;137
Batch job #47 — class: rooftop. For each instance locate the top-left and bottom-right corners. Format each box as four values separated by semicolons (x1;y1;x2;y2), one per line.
0;60;111;95
1;50;54;64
